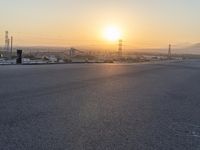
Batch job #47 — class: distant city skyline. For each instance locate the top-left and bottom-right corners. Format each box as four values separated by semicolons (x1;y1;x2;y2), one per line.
0;0;200;50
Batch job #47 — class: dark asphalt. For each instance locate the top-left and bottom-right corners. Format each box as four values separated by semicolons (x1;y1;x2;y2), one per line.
0;61;200;150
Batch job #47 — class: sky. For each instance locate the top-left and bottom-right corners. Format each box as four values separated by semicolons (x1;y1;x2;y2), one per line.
0;0;200;49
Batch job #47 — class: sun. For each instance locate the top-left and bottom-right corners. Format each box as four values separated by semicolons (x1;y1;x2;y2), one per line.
103;26;121;42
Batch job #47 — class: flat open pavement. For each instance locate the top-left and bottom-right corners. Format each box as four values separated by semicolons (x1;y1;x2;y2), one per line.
0;60;200;150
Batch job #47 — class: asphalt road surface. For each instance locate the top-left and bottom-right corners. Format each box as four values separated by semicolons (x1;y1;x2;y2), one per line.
0;60;200;150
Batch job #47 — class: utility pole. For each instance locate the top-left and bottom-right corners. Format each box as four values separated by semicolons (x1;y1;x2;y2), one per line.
10;36;13;59
168;44;171;59
118;39;123;57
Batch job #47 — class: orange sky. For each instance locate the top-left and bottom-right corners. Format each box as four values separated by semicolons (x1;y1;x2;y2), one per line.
0;0;200;50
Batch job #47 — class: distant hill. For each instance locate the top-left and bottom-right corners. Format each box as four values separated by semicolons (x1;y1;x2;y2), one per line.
181;43;200;54
187;43;200;50
166;43;200;54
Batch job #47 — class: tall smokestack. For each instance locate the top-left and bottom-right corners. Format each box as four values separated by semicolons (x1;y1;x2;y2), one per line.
5;31;9;51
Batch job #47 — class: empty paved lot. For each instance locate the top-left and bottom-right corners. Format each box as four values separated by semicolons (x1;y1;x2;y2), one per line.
0;61;200;150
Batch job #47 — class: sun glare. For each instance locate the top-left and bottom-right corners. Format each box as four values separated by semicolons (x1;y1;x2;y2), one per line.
104;26;121;42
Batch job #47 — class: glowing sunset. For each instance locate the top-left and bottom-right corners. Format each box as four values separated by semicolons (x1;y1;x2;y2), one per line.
0;0;200;50
103;26;122;42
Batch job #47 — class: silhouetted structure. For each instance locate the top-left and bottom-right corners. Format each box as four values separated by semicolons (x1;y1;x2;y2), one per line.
4;31;14;59
168;44;171;59
118;39;123;57
16;50;22;64
69;48;84;57
69;48;76;57
10;36;13;57
4;31;9;52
